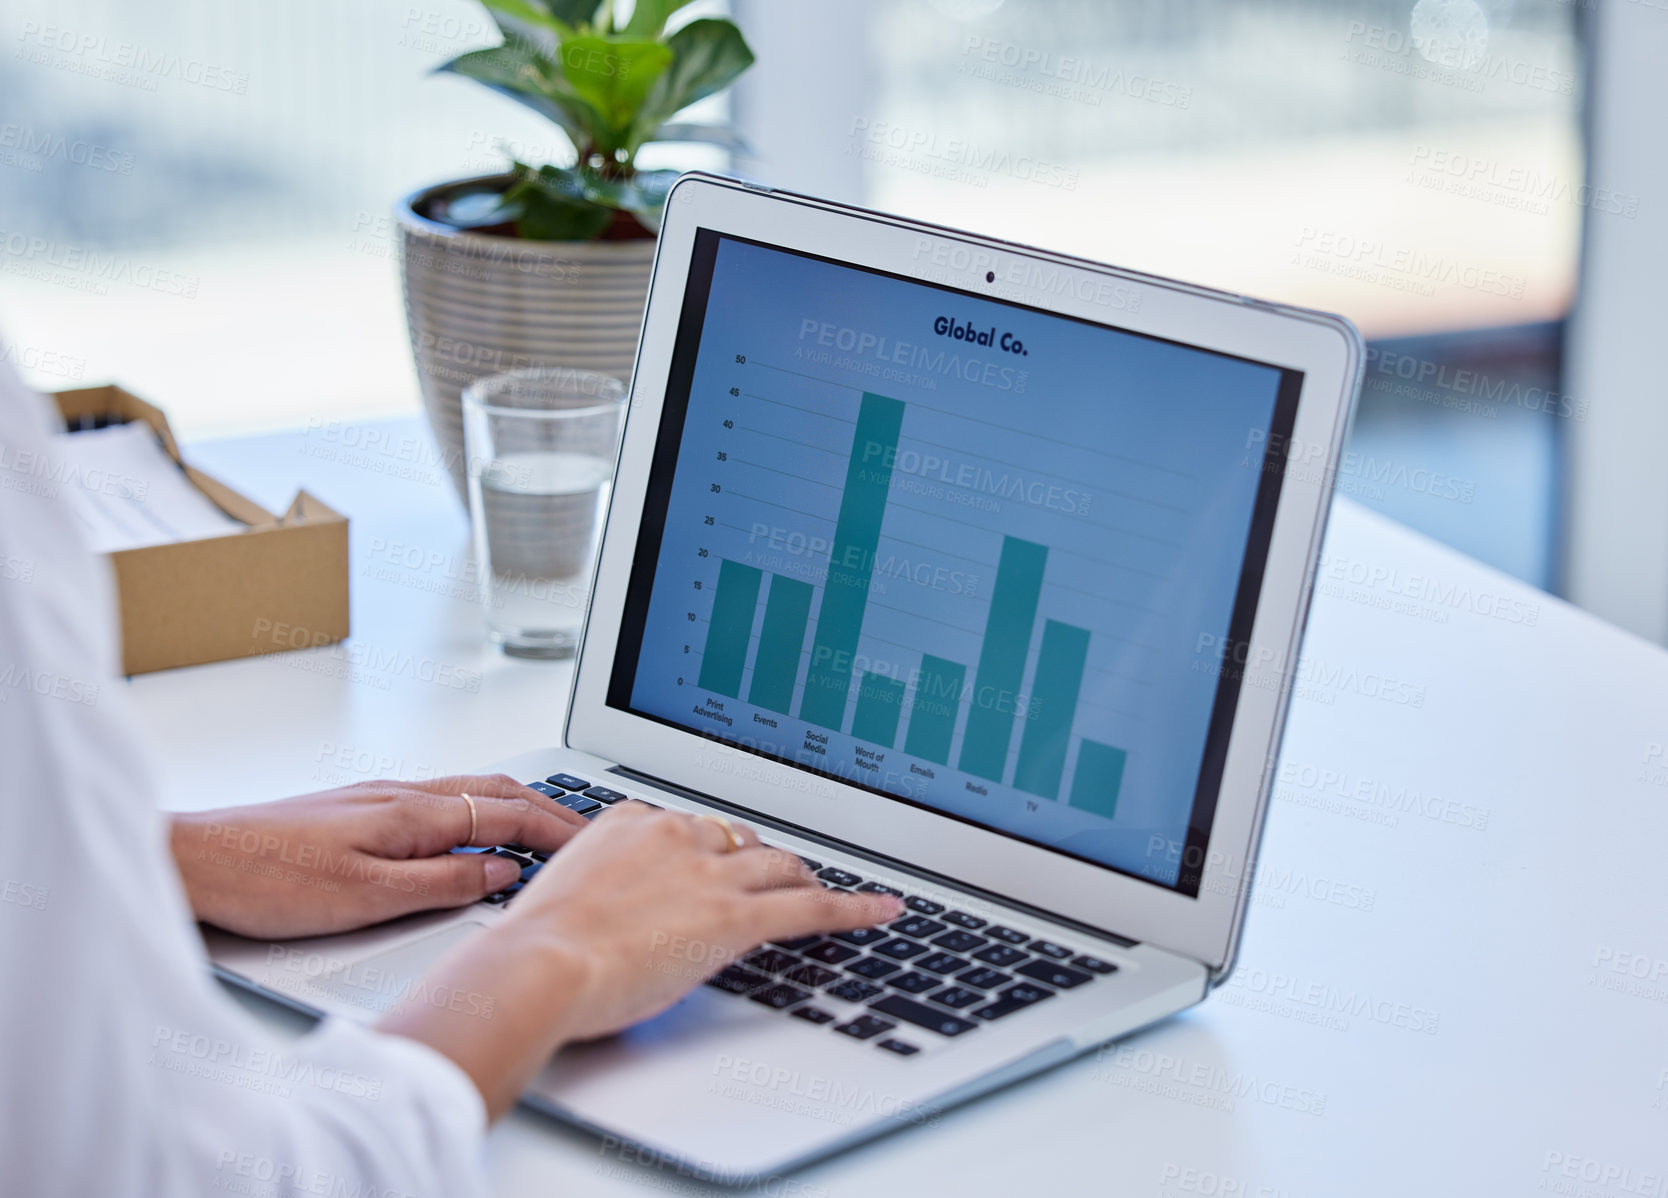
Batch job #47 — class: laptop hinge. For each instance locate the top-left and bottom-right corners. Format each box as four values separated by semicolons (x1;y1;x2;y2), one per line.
609;764;1140;950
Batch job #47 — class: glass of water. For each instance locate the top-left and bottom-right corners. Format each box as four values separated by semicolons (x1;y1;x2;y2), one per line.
461;367;625;658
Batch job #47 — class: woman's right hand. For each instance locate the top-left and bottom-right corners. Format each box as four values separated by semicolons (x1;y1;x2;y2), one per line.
502;800;903;1041
378;801;902;1119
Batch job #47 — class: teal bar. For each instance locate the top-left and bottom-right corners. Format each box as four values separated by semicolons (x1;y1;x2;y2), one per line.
697;558;762;698
958;536;1048;781
1013;621;1091;799
1069;740;1128;820
851;672;907;748
903;655;965;765
747;573;814;714
798;392;906;729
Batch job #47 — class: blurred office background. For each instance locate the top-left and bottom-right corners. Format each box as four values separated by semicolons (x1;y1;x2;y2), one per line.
2;0;1662;636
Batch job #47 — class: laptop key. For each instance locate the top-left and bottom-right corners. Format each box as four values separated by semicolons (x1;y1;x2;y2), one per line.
833;1015;895;1041
801;940;861;965
874;938;928;961
856;881;903;897
791;1005;836;1026
770;934;822;951
971;944;1028;968
816;868;862;887
581;786;628;803
876;1038;920;1057
931;930;987;954
744;948;800;974
904;896;945;915
832;927;889;947
1072;955;1119;975
798;857;823;872
928;986;984;1010
481;884;521;905
889;916;947;940
1031;940;1073;960
706;965;771;995
826;979;885;1003
971;983;1055;1021
847;956;902;980
749;983;811;1010
956;967;1012;990
869;994;980;1037
986;926;1030;945
915;952;969;975
1015;959;1094;989
546;773;591;790
782;963;842;989
941;910;988;929
887;971;939;994
561;797;604;815
528;781;564;798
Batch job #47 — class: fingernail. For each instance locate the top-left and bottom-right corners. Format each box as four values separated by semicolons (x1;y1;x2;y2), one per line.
879;897;905;919
484;856;520;890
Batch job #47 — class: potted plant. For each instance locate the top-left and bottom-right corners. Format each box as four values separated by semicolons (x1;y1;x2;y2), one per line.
396;0;754;498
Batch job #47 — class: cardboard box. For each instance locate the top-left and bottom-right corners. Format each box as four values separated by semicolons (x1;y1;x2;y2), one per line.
54;385;350;675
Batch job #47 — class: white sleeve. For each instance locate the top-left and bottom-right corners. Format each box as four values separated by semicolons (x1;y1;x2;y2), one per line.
0;352;490;1198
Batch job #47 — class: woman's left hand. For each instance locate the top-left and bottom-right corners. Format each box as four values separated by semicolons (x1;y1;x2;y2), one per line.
169;775;588;939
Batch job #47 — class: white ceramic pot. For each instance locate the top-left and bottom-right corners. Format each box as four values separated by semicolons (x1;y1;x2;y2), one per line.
396;174;655;500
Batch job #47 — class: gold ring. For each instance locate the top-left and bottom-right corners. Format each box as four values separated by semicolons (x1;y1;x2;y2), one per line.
460;792;479;845
695;812;746;853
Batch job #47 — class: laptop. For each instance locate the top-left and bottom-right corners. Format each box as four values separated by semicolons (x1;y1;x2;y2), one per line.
207;172;1362;1183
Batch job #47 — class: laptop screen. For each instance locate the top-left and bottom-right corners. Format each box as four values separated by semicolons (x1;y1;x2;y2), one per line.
606;229;1302;897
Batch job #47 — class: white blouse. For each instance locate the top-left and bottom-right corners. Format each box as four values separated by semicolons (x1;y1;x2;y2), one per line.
0;353;489;1198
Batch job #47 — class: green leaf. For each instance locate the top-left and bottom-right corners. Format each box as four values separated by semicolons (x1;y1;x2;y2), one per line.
437;37;607;152
502;163;615;240
555;35;673;155
628;19;754;153
479;0;571;52
620;0;699;38
576;167;679;230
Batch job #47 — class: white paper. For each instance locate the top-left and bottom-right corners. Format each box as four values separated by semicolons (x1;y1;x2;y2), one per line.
51;422;245;554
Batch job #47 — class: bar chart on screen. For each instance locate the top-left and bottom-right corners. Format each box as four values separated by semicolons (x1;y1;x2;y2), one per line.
680;368;1166;823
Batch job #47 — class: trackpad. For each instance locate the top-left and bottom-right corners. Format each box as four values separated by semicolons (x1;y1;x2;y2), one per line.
295;922;487;1016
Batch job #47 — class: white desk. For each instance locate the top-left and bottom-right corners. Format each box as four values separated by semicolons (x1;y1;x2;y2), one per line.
138;417;1668;1197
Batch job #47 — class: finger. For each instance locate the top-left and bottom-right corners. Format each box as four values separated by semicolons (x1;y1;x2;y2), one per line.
751;887;904;944
396;850;525;910
717;846;821;891
463;790;587;851
685;811;760;855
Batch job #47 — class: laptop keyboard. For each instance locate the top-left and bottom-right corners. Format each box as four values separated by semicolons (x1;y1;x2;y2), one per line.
454;774;1121;1057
